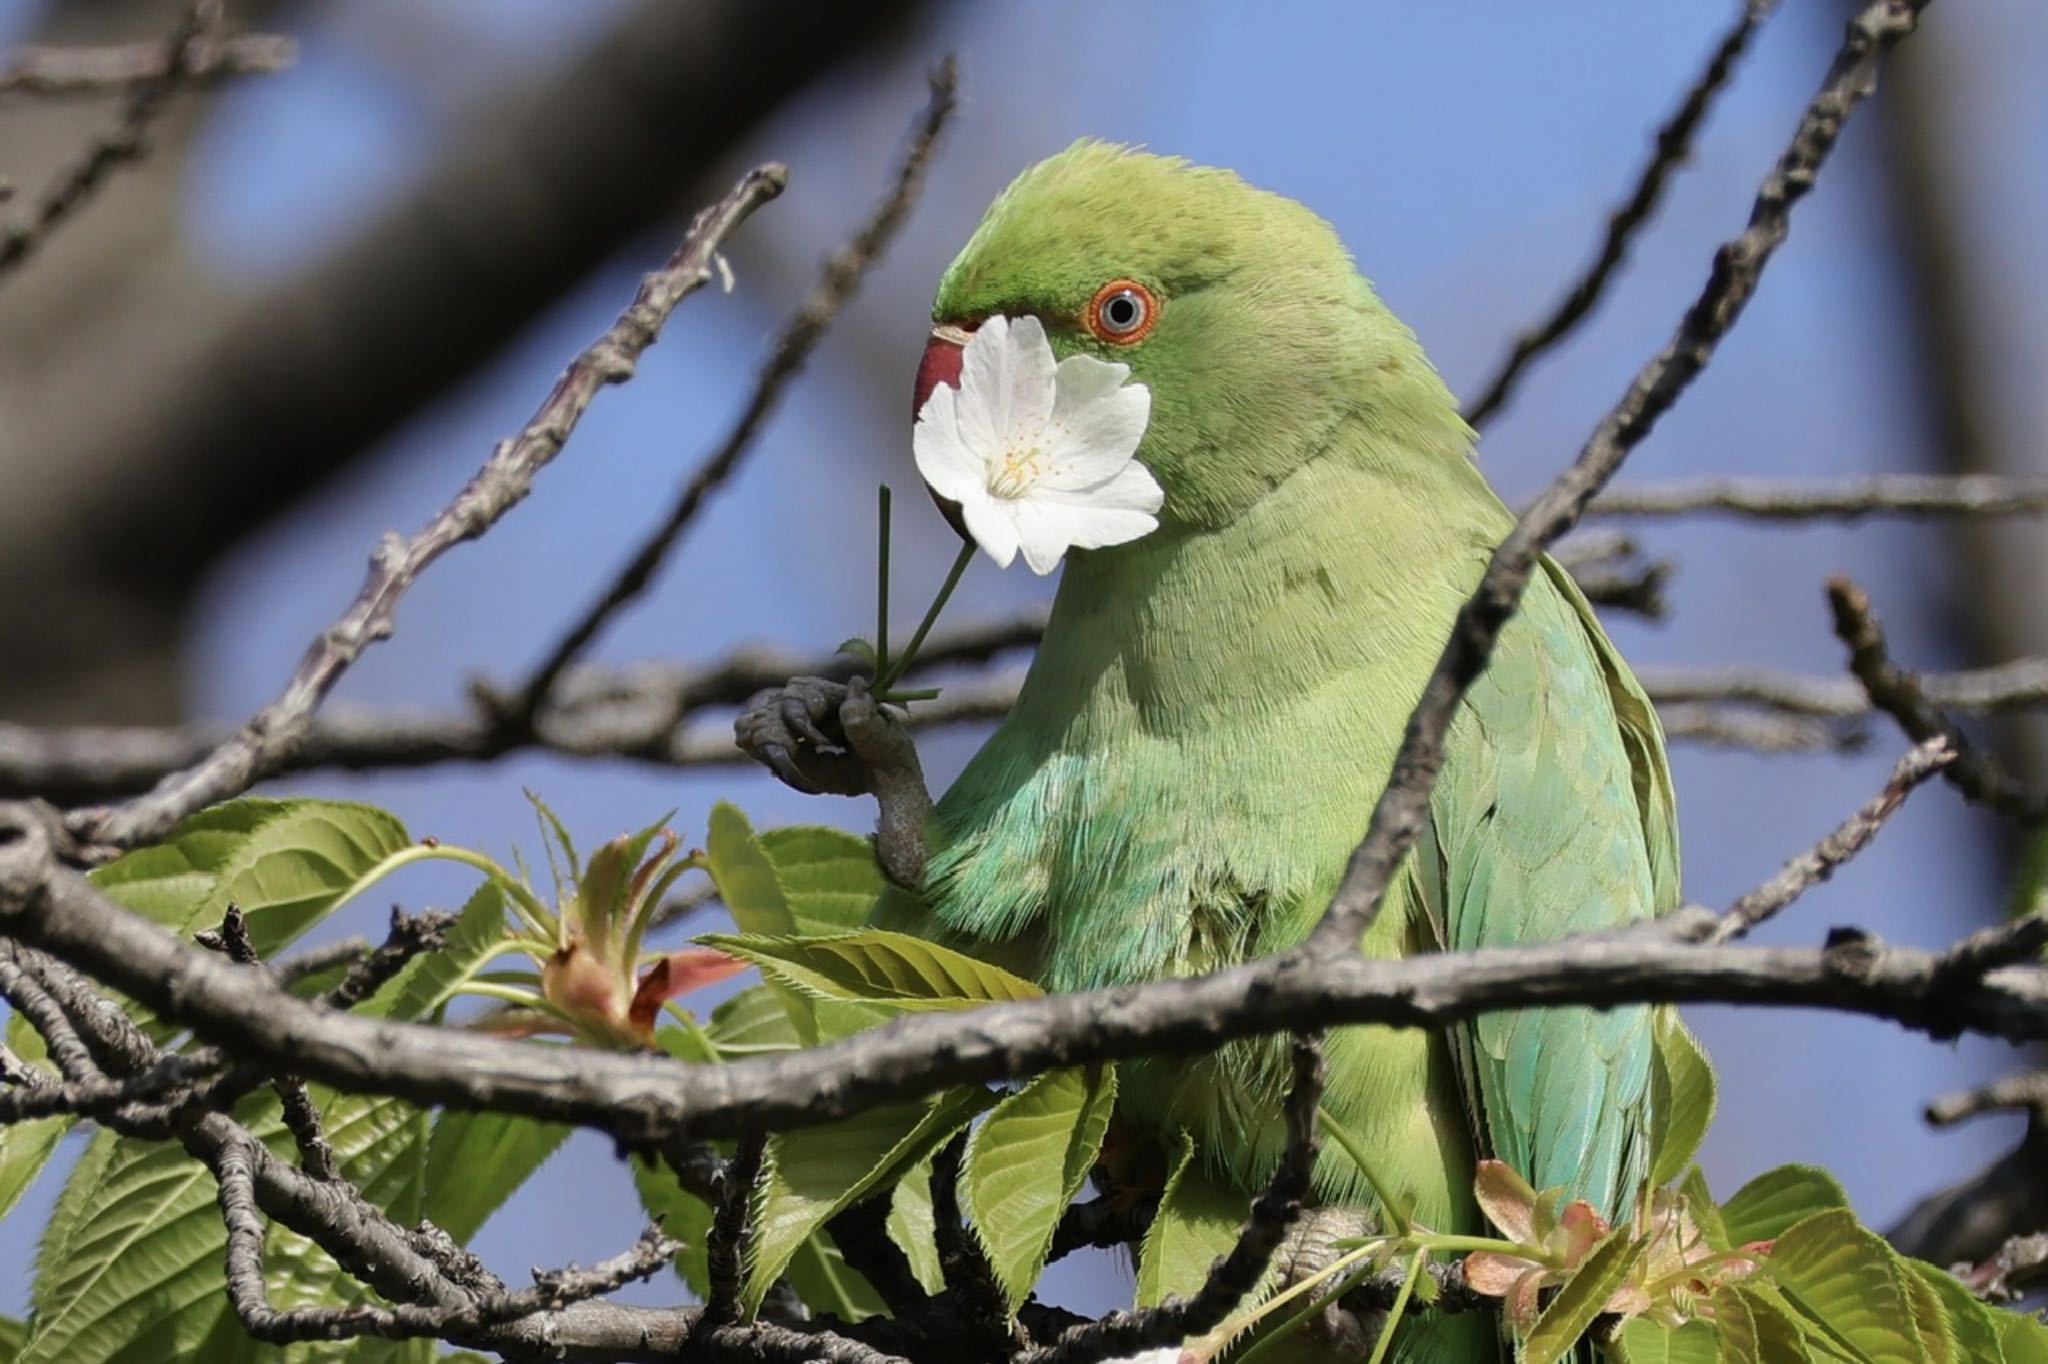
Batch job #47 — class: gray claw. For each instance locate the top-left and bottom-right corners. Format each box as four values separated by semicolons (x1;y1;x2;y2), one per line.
757;741;819;795
781;695;842;754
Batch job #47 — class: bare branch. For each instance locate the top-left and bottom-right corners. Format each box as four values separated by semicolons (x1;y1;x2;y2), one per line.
1589;473;2048;520
503;57;959;721
1309;0;1929;956
0;32;294;96
60;165;788;856
1464;0;1775;426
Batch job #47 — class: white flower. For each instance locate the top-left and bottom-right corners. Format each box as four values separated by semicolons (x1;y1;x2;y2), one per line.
913;313;1162;575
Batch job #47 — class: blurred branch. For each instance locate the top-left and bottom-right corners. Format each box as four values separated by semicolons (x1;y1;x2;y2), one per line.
0;31;294;96
504;56;960;722
1892;1069;2048;1269
62;165;787;856
1587;474;2048;520
0;0;933;721
35;641;2048;801
1464;0;1774;426
0;0;221;280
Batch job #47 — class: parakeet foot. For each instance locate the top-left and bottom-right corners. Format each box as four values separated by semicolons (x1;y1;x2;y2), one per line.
733;675;934;886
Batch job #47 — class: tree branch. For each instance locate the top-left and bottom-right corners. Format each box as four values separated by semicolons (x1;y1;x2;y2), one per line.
1588;473;2048;520
0;31;294;96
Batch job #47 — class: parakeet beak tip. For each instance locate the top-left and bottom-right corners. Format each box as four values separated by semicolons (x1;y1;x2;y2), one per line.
915;321;975;541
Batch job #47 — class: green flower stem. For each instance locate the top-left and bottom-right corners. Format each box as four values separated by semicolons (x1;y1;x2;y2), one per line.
1318;1106;1413;1237
1363;1247;1428;1364
875;539;976;696
459;981;551;1010
1207;1241;1380;1362
876;485;893;678
329;842;559;945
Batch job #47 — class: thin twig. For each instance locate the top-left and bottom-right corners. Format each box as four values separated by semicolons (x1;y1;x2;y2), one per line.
60;164;787;856
1709;736;1954;943
0;31;295;96
1464;0;1775;425
703;1132;767;1326
1589;473;2048;520
1309;0;1929;956
502;57;957;723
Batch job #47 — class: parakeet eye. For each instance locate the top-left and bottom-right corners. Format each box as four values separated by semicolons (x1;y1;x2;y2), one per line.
1086;279;1159;344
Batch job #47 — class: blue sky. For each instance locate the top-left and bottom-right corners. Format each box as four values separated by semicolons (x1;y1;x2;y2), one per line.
4;0;2046;1326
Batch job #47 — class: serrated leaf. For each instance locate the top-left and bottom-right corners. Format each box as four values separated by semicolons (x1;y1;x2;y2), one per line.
1649;1008;1716;1187
886;1156;946;1296
745;1087;991;1316
1716;1284;1816;1364
1908;1259;2005;1364
1679;1164;1727;1251
704;803;796;937
837;636;879;668
758;826;886;933
1767;1209;1931;1364
1720;1165;1850;1246
706;984;802;1057
964;1065;1116;1313
1610;1317;1718;1364
1137;1130;1253;1308
700;930;1042;1011
1521;1229;1645;1364
5;800;417;1280
0;1313;24;1358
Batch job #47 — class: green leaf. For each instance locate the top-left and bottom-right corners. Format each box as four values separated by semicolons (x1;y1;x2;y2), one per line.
837;637;879;668
1678;1164;1727;1251
1521;1229;1644;1364
784;1235;889;1322
886;1156;946;1296
1720;1164;1850;1246
1648;1008;1716;1187
420;1112;570;1245
700;930;1042;1011
1610;1317;1718;1364
704;803;797;937
630;1152;714;1296
745;1087;991;1316
963;1064;1117;1312
1908;1259;2005;1364
758;826;887;933
1767;1208;1937;1364
2000;1310;2048;1364
0;1314;25;1359
1715;1285;1817;1364
706;984;802;1058
1137;1130;1253;1308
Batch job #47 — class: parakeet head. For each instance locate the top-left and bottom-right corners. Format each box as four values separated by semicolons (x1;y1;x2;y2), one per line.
915;139;1468;533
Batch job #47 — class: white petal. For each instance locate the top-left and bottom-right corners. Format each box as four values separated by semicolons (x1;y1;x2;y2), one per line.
1030;456;1165;515
959;496;1020;569
1041;383;1152;490
955;315;1056;462
1046;500;1159;551
912;386;988;505
1011;501;1071;576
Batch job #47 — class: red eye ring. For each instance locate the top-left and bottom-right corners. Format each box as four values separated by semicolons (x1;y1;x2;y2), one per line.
1085;278;1160;345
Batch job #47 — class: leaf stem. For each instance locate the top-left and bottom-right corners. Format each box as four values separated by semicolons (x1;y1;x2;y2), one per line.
1319;1106;1414;1237
876;484;893;679
1363;1247;1428;1364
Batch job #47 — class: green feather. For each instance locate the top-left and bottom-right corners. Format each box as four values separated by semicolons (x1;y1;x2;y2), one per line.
908;142;1683;1362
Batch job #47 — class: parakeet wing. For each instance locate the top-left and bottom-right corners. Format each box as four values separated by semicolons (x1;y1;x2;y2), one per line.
1420;557;1678;1217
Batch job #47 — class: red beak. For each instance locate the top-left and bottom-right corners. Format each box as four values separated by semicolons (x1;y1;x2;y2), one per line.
914;323;974;540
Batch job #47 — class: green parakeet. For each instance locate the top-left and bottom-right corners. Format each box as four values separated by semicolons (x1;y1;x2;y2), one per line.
906;141;1679;1361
